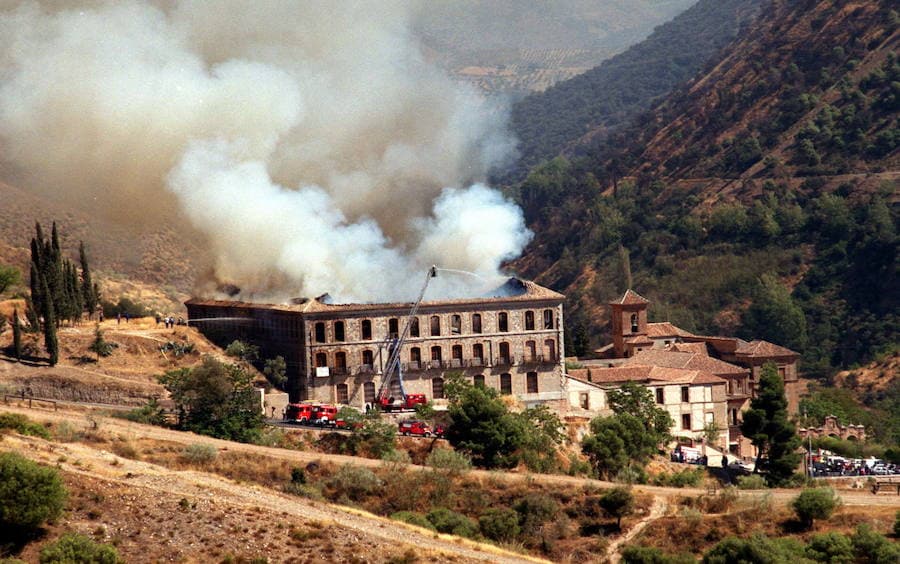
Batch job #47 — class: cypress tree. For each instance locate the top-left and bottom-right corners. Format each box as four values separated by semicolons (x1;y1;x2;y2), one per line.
79;242;97;317
24;296;40;333
741;362;801;485
40;277;58;366
12;307;22;361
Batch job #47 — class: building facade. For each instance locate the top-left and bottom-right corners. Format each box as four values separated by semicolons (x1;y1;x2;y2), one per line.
186;278;567;409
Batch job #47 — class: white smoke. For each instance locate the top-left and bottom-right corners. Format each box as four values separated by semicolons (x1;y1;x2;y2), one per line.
0;0;529;302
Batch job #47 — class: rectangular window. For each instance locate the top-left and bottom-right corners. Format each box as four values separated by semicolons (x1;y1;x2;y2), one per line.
579;392;589;410
525;311;535;331
682;414;691;430
451;315;461;335
432;378;444;400
334;321;345;342
314;322;326;343
430;316;441;336
410;317;420;337
388;318;399;339
498;312;509;332
473;374;485;387
681;386;690;403
543;309;554;329
361;319;372;340
655;388;664;405
472;313;482;334
336;384;349;405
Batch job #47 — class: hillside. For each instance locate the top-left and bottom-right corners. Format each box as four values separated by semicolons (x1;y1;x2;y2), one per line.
509;0;898;380
501;0;762;181
0;181;203;313
414;0;694;96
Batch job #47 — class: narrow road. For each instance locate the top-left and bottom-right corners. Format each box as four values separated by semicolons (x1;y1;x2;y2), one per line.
605;496;668;563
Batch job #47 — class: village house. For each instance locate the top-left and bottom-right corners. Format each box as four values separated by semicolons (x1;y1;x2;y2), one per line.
567;289;803;458
185;278;567;410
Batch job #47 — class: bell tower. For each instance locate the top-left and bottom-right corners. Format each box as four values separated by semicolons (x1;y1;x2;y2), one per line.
609;289;650;358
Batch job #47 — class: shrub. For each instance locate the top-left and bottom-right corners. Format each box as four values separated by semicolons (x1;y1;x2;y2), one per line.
180;443;218;465
600;487;635;530
390;511;436;531
791;488;839;529
358;417;397;459
894;510;899;538
326;465;382;502
651;468;703;488
805;532;853;564
112;399;166;426
479;508;520;543
735;474;767;490
0;452;66;530
622;545;695;564
425;508;479;538
703;535;807;563
514;493;559;536
0;413;52;440
425;448;472;475
851;524;900;563
39;532;121;564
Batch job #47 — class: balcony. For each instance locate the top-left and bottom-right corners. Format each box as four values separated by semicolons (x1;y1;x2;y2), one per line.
330;366;349;376
405;361;422;371
495;356;513;367
357;364;374;375
468;358;484;367
448;358;465;368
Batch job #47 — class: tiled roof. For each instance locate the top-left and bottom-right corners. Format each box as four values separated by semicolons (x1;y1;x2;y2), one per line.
622;350;748;376
735;340;798;358
612;289;649;305
670;342;709;355
570;365;725;386
625;335;654;345
186;277;564;315
646;322;695;338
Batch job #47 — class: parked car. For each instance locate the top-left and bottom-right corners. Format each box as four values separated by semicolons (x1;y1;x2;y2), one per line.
728;459;755;474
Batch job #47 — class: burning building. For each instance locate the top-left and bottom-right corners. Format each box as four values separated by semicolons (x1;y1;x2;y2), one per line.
186;278;566;409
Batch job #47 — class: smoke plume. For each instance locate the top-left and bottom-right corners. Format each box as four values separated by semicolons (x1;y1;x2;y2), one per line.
0;0;529;302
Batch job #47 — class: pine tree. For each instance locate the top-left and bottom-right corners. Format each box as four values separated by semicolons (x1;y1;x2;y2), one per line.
12;307;22;361
741;363;801;485
79;242;97;317
40;277;58;366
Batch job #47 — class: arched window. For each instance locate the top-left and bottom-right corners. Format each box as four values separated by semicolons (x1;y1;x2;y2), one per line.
388;318;399;339
525;340;537;362
543;309;554;329
500;373;512;395
362;349;374;368
336;383;349;404
472;343;484;366
544;339;556;362
473;374;485;388
430;345;442;362
525;310;535;331
498;312;509;332
432;377;444;400
430;315;441;336
315;352;327;367
410;317;420;337
334;352;347;372
364;382;376;404
451;315;461;335
526;372;538;394
472;313;482;334
315;322;326;343
630;313;638;333
451;345;463;367
334;321;345;342
410;347;421;369
361;319;372;340
499;342;511;365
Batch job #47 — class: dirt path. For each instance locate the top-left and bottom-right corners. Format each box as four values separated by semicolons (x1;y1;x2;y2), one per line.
605;496;668;564
5;432;544;564
4;403;900;509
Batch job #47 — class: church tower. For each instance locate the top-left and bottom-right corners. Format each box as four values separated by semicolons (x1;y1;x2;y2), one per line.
609;289;651;358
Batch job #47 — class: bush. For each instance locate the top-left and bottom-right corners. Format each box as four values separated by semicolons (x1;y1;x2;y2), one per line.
180;443;218;465
791;488;839;529
112;399;166;426
703;535;807;563
391;511;436;531
326;465;382;502
600;487;635;530
358;417;397;459
39;532;121;564
851;524;900;563
479;508;520;543
0;413;52;440
894;510;900;538
622;545;695;564
805;532;854;564
425;448;472;475
425;508;479;538
514;493;559;536
735;474;767;490
651;468;704;488
0;452;66;530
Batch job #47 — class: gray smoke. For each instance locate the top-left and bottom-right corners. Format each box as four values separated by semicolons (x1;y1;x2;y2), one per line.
0;0;529;302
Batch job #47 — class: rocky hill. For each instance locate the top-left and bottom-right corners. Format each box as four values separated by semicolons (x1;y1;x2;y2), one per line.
509;0;898;379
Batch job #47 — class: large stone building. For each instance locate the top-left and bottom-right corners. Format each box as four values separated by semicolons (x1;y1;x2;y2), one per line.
186;278;567;409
